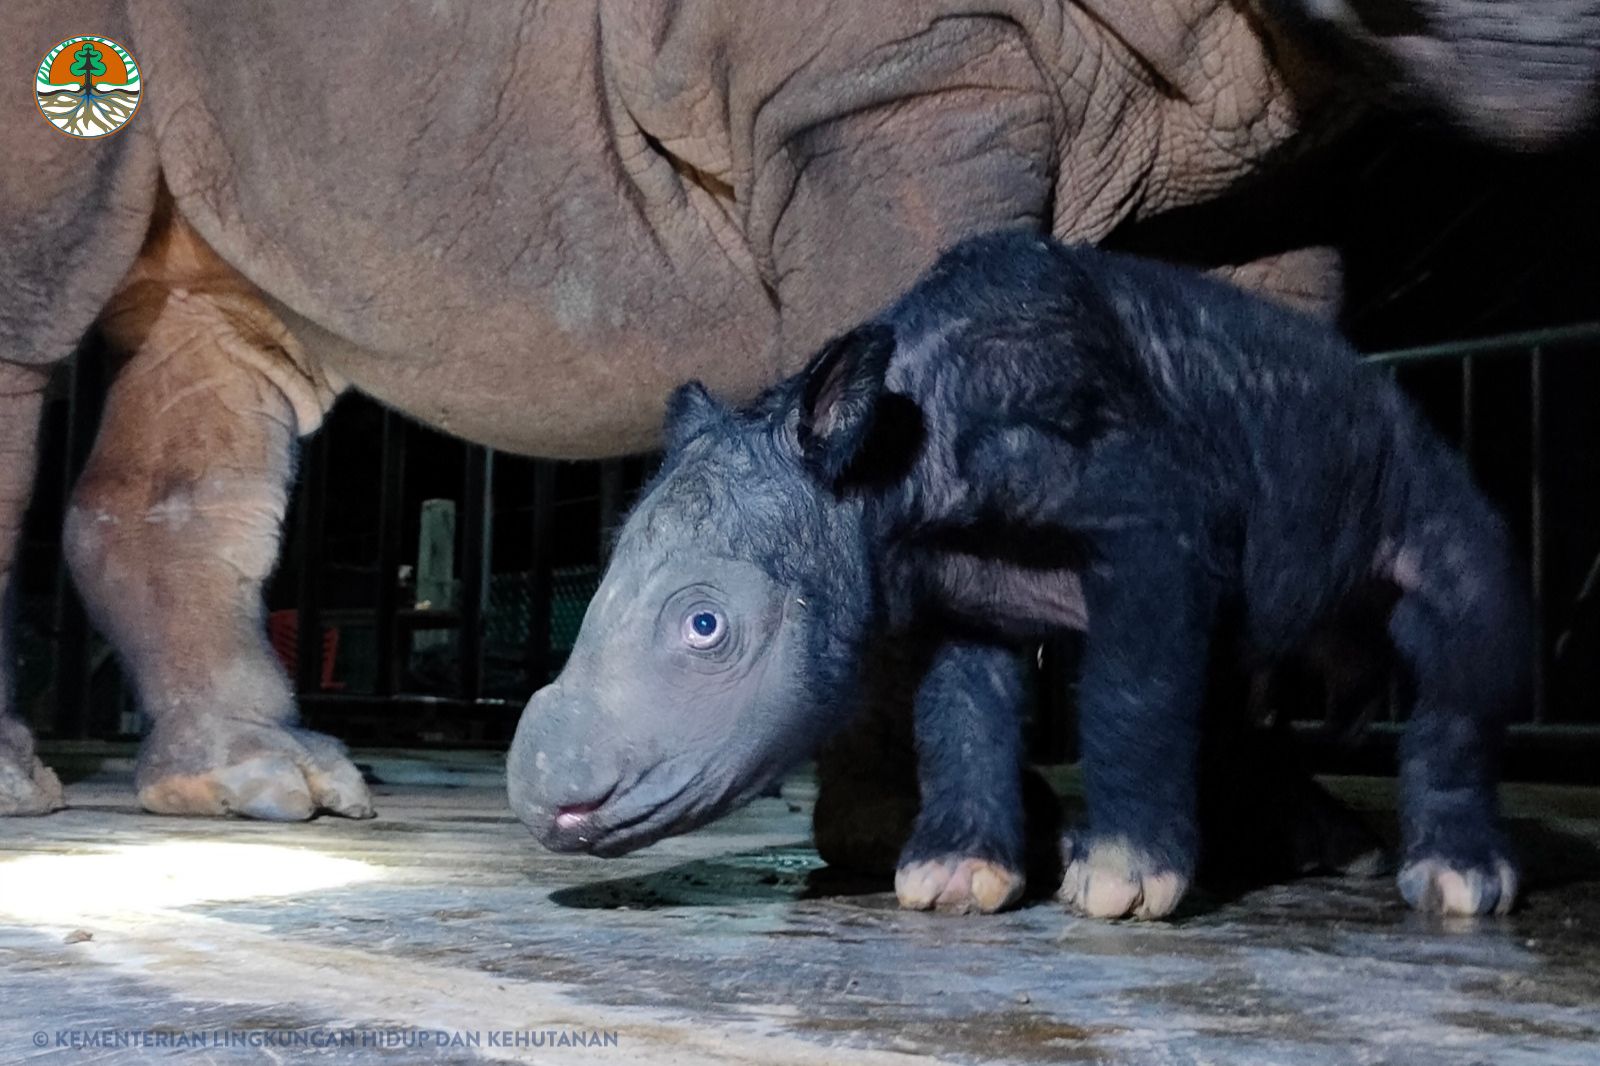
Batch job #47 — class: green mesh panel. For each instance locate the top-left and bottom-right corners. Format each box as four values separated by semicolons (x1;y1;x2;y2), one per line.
484;566;600;655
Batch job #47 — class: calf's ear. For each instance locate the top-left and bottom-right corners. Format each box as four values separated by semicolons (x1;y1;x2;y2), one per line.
663;381;723;453
798;323;896;484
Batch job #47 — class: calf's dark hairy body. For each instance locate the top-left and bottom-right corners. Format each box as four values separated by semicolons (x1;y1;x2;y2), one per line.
510;232;1524;922
849;234;1524;918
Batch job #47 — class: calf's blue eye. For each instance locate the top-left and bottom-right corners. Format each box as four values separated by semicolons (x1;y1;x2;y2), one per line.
682;607;727;650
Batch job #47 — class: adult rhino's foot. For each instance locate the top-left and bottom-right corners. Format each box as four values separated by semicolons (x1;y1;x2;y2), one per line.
1058;833;1190;920
1202;770;1391;888
1286;782;1391;879
0;717;64;816
896;855;1023;914
137;719;374;820
0;756;65;816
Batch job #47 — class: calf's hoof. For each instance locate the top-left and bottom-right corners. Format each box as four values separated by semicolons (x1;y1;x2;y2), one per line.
1058;834;1189;920
1398;855;1518;916
137;720;374;821
895;856;1024;914
0;750;65;816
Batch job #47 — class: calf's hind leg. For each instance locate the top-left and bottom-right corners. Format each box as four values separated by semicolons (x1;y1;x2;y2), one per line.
1060;528;1216;920
1389;524;1525;915
65;266;370;820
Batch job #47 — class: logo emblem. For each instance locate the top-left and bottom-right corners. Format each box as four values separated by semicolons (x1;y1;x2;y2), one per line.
35;36;142;139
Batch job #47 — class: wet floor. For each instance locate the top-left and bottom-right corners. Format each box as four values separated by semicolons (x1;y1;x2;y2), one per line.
1;749;1597;1064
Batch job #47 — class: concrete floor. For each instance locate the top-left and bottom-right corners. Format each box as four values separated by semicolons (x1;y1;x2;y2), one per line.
2;749;1598;1065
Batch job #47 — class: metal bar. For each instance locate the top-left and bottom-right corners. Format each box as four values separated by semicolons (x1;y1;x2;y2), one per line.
300;693;522;710
1370;321;1600;366
1529;346;1547;723
293;429;328;695
525;462;556;688
1460;355;1476;466
1555;547;1600;664
299;719;515;750
1288;721;1600;786
372;411;407;699
298;691;521;749
458;446;492;702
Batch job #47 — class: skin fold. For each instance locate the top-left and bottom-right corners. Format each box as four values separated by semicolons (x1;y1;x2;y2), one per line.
1;1;1592;821
510;234;1525;921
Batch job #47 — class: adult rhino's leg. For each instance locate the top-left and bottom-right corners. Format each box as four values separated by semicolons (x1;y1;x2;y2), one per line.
65;241;370;821
0;365;65;815
813;642;1060;886
0;2;157;813
1197;709;1389;889
812;641;922;877
1208;245;1345;322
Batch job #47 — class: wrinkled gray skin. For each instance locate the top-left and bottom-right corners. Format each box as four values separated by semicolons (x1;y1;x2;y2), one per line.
2;0;1599;823
506;395;877;855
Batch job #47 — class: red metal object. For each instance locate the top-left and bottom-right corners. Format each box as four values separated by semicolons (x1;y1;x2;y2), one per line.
267;610;342;691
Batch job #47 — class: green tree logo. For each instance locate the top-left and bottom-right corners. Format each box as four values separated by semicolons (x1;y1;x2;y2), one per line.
35;36;142;138
70;41;107;95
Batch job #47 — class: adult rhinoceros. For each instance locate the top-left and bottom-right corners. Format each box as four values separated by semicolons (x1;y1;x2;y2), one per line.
2;0;1596;821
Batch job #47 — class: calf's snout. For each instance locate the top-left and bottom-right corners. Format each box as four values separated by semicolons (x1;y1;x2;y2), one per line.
506;683;623;850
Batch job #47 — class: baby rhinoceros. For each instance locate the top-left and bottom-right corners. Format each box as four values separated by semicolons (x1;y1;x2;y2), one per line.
508;232;1526;920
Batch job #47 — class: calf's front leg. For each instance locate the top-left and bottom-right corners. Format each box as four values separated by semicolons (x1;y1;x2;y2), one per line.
895;640;1031;915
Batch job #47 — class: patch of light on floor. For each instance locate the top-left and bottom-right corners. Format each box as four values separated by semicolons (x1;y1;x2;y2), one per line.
0;842;381;921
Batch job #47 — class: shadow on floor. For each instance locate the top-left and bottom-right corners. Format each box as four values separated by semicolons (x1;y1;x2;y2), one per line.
548;843;836;910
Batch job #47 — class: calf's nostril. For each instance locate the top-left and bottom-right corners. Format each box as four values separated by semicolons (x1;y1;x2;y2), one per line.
553;784;615;830
555;802;600;829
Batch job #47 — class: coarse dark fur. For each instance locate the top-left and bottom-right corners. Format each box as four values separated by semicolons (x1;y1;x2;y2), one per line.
510;231;1527;918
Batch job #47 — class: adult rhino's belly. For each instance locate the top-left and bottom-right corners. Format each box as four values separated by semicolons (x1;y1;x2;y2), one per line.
140;5;779;459
930;551;1089;637
277;279;777;459
246;221;778;458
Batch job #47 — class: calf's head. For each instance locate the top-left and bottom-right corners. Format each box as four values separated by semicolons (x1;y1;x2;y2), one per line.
508;325;912;854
